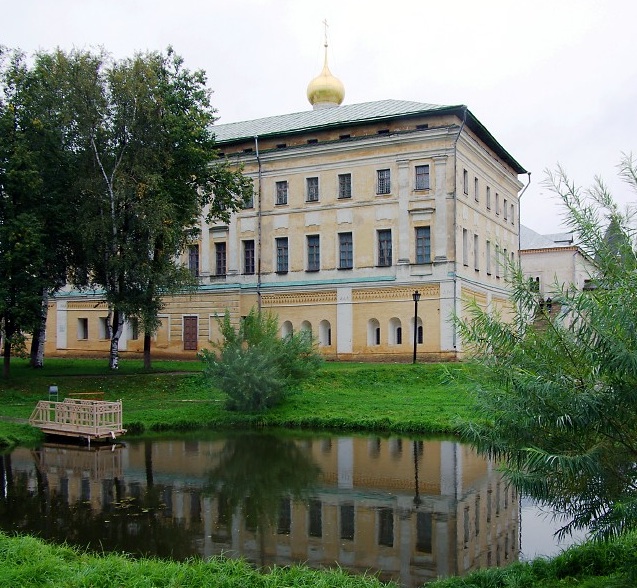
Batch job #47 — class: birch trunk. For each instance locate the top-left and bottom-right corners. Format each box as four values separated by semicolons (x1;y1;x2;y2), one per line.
109;309;124;369
30;289;49;368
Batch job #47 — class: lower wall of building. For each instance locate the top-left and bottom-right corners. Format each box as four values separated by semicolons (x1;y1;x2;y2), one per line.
45;281;503;362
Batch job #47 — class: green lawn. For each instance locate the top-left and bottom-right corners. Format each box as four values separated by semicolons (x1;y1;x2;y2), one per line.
0;358;474;446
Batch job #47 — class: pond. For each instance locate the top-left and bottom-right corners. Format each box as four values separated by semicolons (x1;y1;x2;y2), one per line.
0;432;582;587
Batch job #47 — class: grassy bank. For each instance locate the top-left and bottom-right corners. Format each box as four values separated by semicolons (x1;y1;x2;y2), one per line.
0;358;473;447
1;530;635;588
2;358;635;588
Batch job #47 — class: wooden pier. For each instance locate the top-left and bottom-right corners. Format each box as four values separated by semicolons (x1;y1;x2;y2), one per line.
29;398;126;444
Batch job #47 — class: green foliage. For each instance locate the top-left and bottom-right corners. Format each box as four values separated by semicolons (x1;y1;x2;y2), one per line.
456;154;637;540
200;308;322;412
0;45;254;371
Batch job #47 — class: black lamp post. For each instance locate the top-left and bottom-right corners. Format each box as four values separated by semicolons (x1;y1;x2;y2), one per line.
412;290;421;364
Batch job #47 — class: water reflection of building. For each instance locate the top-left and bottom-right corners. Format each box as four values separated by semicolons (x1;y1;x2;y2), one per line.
4;436;518;587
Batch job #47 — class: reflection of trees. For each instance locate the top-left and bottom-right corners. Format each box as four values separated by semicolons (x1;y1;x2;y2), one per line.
204;433;321;533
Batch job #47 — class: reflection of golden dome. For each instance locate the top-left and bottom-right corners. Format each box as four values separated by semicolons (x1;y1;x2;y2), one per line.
307;49;345;109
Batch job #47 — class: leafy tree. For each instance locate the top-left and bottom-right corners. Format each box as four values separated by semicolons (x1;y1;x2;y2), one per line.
457;154;637;540
0;47;81;376
49;47;253;369
200;308;322;412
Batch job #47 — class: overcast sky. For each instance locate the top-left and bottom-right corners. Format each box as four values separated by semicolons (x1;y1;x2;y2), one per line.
4;0;636;233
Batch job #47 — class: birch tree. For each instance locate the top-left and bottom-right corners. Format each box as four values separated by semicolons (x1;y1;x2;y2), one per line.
62;47;252;368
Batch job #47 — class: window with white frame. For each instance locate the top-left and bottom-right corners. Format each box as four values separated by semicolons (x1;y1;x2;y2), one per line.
188;244;199;277
339;232;353;269
306;177;319;202
415;165;430;190
276;180;288;205
307;235;320;271
377;169;391;195
243;240;255;275
215;242;226;276
486;240;491;275
377;229;392;266
276;237;288;273
415;226;431;264
338;173;352;199
462;229;469;266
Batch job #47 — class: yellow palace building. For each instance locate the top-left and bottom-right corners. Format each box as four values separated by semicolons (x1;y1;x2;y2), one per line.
45;46;527;362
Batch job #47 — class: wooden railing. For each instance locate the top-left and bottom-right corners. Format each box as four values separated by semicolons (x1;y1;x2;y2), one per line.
29;398;126;443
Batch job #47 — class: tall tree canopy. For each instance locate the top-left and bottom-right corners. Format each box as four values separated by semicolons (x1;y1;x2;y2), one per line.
0;47;82;377
457;154;637;540
0;46;253;372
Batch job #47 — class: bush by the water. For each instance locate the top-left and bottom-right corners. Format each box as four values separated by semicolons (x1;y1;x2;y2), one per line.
199;308;322;412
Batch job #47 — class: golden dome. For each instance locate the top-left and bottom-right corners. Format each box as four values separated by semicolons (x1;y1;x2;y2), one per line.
307;49;345;109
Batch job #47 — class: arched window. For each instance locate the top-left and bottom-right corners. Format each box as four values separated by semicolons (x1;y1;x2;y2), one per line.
368;318;381;346
301;320;312;334
411;316;424;345
388;317;402;345
318;320;332;346
281;321;293;338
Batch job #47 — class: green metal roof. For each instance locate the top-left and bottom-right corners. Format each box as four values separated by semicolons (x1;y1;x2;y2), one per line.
212;99;527;174
212;99;451;142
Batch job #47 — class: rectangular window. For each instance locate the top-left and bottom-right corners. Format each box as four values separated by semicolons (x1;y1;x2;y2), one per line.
243;240;255;275
129;317;139;340
277;498;291;535
98;317;109;340
215;242;226;276
339;232;353;269
377;229;392;266
495;193;500;215
276;237;288;273
309;499;322;537
486;240;492;275
306;177;319;202
243;191;254;209
510;203;515;224
495;244;501;278
340;503;355;541
307;234;320;271
462;229;469;266
415;226;431;264
474;234;479;270
463;169;469;195
416;512;433;553
474;177;479;202
77;318;88;341
276;180;288;205
338;173;352;199
377;169;391;195
486;186;491;209
188;244;199;277
415;165;430;190
503;198;508;220
378;507;394;547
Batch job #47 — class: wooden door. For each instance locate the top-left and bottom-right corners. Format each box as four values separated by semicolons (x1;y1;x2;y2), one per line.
183;316;198;350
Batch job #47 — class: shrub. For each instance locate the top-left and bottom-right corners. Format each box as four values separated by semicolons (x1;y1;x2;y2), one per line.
200;308;322;412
